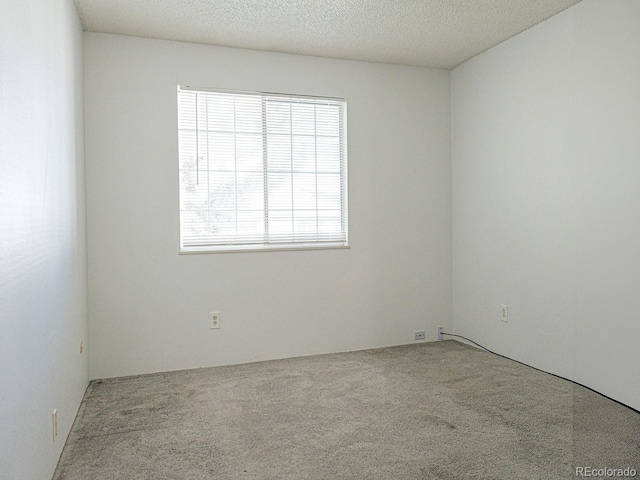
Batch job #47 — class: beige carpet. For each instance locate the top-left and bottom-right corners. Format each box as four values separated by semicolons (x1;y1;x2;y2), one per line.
54;341;639;479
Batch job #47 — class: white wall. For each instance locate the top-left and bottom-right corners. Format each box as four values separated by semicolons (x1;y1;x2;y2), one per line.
0;1;88;478
84;34;451;379
451;0;640;410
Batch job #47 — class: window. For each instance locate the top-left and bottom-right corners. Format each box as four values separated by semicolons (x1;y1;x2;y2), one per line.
177;87;348;253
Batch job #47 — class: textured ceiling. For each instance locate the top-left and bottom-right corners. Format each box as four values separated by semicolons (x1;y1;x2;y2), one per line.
73;0;582;70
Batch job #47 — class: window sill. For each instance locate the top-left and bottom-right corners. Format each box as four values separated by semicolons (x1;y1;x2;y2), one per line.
179;243;350;255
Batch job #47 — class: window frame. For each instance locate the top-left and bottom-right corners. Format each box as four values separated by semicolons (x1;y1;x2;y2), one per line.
177;86;349;254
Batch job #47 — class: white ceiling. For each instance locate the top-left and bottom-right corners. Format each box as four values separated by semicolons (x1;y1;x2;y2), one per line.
73;0;581;70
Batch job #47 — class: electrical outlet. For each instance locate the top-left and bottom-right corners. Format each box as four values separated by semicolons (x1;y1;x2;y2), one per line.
210;311;220;329
52;409;58;441
501;304;509;323
437;326;444;341
414;331;426;341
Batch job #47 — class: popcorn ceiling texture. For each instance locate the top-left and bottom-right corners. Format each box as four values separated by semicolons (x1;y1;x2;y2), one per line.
73;0;581;69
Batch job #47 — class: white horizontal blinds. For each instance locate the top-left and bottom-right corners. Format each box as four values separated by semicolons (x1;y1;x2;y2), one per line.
264;95;346;245
178;87;347;250
178;90;266;247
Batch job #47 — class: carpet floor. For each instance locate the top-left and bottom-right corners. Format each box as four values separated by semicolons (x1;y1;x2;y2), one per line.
53;340;639;479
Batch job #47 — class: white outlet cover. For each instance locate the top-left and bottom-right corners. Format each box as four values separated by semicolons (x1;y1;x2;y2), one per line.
210;311;220;329
500;305;508;323
52;409;58;440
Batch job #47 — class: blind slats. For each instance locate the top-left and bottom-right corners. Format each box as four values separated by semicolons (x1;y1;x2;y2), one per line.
178;87;348;251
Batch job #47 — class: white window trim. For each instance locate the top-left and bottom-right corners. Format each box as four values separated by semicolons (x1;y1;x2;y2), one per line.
177;86;349;254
